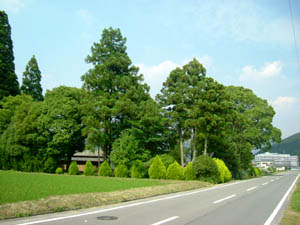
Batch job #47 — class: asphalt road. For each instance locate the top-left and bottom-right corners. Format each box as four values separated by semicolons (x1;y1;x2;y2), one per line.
1;171;299;225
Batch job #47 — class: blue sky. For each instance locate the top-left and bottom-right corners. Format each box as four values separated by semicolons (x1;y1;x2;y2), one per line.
1;0;300;139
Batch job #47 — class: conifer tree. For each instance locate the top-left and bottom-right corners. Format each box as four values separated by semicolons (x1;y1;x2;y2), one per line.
21;55;43;101
0;11;19;101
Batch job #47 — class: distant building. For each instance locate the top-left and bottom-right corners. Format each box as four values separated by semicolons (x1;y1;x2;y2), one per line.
71;150;104;172
253;152;299;169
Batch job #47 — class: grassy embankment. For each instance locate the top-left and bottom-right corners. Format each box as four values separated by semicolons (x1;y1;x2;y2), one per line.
281;178;300;225
0;170;211;219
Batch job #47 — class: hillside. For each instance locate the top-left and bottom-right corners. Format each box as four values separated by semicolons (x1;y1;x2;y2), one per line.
270;133;300;160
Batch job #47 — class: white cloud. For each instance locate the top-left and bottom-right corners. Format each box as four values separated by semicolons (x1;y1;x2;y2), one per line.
271;96;300;138
137;61;179;97
240;61;283;82
76;9;92;25
137;56;213;97
0;0;27;13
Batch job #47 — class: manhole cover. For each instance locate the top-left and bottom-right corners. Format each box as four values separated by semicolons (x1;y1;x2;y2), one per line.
97;216;118;220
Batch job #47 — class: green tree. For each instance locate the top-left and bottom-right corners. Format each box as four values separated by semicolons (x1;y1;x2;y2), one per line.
189;77;233;156
157;67;189;167
37;86;87;169
130;160;147;178
20;55;43;101
0;11;19;101
110;130;149;168
0;96;43;171
68;161;79;175
224;86;281;171
81;27;150;161
114;164;128;177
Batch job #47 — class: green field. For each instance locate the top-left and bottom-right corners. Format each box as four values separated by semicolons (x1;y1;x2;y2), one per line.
0;170;165;204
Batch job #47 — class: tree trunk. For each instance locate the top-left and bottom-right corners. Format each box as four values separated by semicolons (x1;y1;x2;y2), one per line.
192;128;197;161
203;136;208;155
180;134;184;168
97;146;100;168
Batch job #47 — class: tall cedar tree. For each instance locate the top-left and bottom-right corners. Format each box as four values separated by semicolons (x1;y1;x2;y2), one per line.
21;55;43;101
0;11;19;101
81;27;150;161
157;58;206;166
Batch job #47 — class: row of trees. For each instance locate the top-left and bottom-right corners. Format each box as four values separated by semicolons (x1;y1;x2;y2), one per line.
0;10;281;178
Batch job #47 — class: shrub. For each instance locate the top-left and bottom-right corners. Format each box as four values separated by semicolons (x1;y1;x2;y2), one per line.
130;160;147;178
148;155;166;179
84;160;95;176
166;161;184;180
145;154;175;170
213;158;225;183
55;167;63;174
223;164;232;182
184;162;196;180
98;161;113;177
114;164;128;178
193;155;220;183
253;167;261;177
68;161;79;175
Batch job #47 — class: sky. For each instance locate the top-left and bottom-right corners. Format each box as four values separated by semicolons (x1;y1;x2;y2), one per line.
1;0;300;139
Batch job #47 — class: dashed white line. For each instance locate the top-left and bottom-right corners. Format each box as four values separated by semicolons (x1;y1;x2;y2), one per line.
262;182;269;186
213;195;236;204
247;186;257;191
151;216;179;225
270;179;274;182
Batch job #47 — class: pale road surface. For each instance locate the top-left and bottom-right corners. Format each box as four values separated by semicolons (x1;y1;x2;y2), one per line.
1;171;299;225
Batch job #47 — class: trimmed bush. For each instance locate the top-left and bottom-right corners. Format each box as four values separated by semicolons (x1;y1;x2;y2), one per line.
184;162;196;180
114;164;128;178
145;154;175;170
213;158;225;183
130;160;147;178
98;161;113;177
213;158;232;183
193;155;220;183
84;160;95;176
43;158;57;173
148;155;166;179
254;167;261;177
166;161;184;180
55;167;63;174
68;161;79;175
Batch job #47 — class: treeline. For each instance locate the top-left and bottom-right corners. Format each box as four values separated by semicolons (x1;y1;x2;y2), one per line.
0;11;281;178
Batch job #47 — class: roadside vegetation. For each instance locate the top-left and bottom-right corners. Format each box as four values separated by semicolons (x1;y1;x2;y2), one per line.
0;170;210;219
281;179;300;225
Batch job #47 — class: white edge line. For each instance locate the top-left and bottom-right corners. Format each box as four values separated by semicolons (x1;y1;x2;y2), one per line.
213;194;236;204
247;186;257;191
263;173;300;225
16;179;255;225
151;216;179;225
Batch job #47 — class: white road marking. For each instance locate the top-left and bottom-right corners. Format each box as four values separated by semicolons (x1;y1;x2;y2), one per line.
213;195;236;204
262;182;269;185
270;179;274;182
264;173;300;225
151;216;179;225
247;186;257;191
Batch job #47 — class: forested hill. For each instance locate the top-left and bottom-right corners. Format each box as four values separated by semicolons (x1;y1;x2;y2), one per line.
270;133;300;159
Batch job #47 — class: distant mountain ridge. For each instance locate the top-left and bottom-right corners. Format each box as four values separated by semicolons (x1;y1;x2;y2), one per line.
269;132;300;160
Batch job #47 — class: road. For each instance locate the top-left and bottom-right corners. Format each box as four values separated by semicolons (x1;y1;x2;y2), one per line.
1;171;299;225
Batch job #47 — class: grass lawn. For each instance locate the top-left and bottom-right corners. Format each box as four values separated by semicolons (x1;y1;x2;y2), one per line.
281;178;300;225
0;170;165;204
